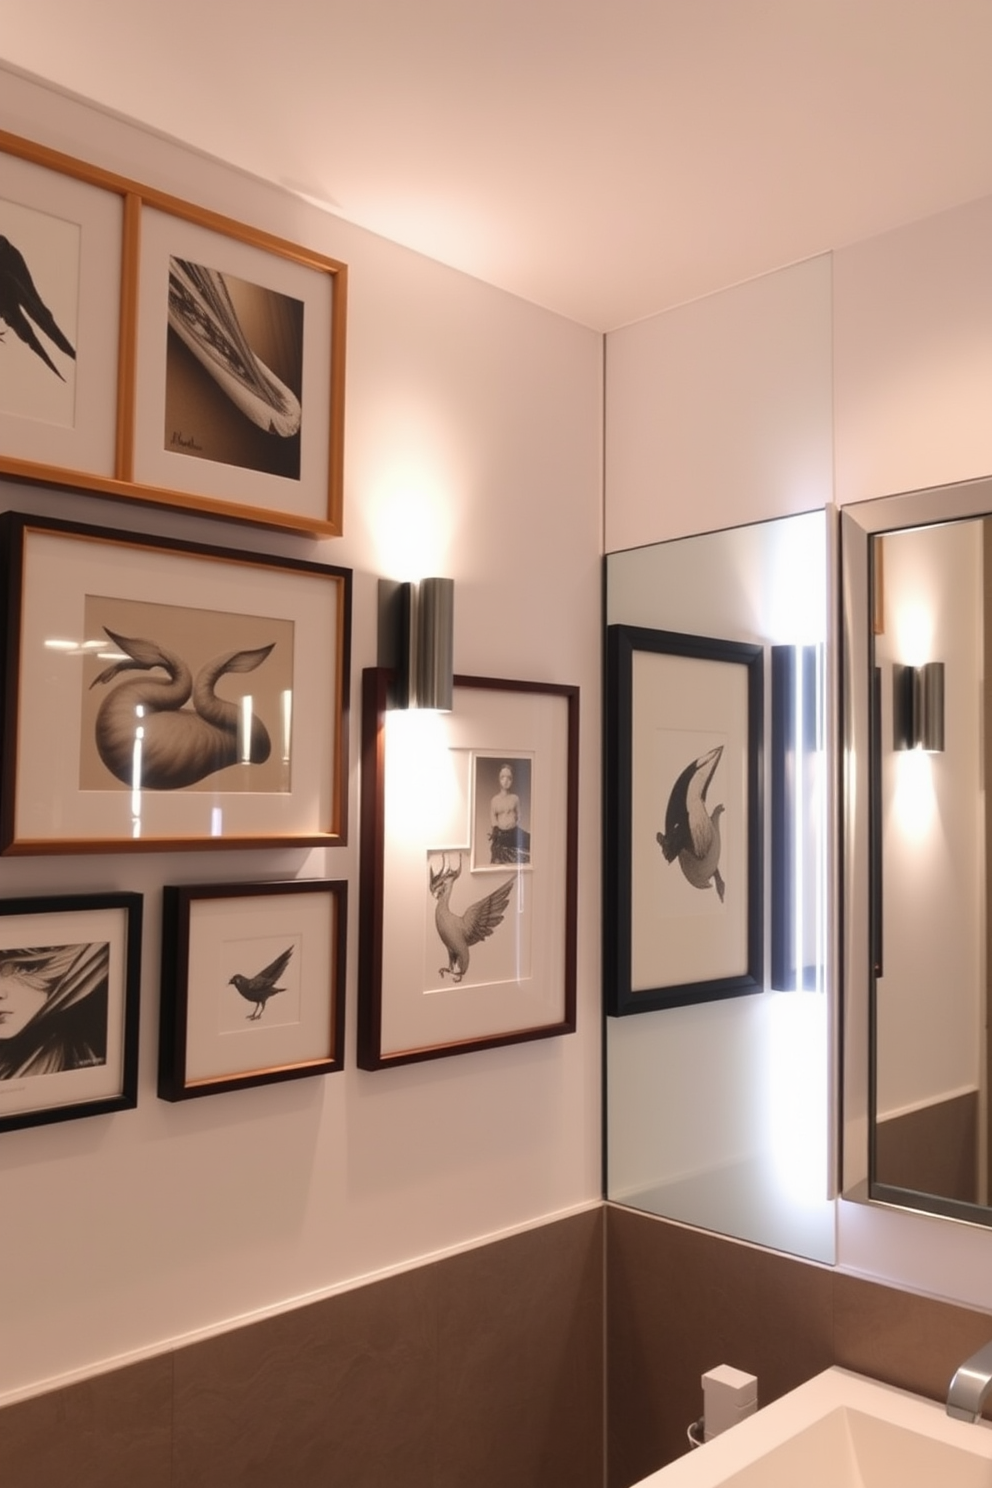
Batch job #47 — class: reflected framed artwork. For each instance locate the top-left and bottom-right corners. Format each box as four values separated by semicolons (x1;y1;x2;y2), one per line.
0;891;142;1133
358;669;579;1069
158;879;347;1100
125;199;346;533
0;511;351;853
605;624;763;1015
0;130;125;484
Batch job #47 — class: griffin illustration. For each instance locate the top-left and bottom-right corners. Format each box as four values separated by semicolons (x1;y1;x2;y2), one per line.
229;945;294;1021
0;234;76;380
428;853;515;984
89;629;274;790
656;744;726;902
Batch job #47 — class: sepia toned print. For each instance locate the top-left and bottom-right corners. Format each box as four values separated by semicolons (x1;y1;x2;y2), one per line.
79;593;295;794
165;257;304;480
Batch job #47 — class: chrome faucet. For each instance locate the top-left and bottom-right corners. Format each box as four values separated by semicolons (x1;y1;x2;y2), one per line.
947;1339;992;1421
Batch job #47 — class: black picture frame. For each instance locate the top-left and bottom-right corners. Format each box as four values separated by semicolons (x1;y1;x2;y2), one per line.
0;891;142;1132
605;624;763;1015
358;668;579;1069
158;878;347;1100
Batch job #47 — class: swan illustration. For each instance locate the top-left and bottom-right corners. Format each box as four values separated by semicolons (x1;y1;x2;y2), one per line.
89;628;275;790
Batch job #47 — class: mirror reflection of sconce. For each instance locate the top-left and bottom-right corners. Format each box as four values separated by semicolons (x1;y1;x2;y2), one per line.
893;662;945;752
378;576;455;711
771;644;825;992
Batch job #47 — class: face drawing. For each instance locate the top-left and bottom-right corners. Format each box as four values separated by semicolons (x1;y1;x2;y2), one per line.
0;957;52;1040
499;766;513;791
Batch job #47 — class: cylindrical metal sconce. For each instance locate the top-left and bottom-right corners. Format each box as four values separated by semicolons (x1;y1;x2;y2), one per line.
893;661;944;752
916;660;944;752
401;577;454;710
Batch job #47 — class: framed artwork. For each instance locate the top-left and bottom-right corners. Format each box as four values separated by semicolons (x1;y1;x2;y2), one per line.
158;879;347;1100
0;511;351;854
0;128;347;537
0;891;142;1133
358;669;579;1069
0;130;125;485
605;624;763;1015
125;199;346;534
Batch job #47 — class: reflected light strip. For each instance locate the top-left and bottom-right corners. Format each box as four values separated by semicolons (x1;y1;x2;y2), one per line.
131;705;144;838
239;695;253;764
281;690;292;764
771;645;826;993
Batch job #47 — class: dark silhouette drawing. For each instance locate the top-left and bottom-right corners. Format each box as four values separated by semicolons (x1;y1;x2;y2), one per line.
0;942;109;1079
228;945;294;1021
89;628;274;790
429;853;515;984
168;258;301;438
656;743;726;902
0;234;76;380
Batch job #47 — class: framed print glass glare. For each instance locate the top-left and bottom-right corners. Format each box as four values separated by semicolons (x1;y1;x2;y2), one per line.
0;511;351;853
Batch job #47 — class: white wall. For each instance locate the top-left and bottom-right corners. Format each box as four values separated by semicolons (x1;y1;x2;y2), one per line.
605;193;992;1312
0;69;604;1401
604;263;835;1265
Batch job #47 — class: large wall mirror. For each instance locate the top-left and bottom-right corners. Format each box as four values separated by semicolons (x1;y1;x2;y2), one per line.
605;509;836;1264
841;475;992;1226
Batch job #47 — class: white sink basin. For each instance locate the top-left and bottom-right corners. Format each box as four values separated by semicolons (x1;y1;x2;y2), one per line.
635;1367;992;1486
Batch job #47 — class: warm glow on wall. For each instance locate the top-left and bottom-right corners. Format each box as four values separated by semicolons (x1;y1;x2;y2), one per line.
384;708;459;843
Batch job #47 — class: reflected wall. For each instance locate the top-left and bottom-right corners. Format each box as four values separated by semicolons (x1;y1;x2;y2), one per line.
605;509;836;1263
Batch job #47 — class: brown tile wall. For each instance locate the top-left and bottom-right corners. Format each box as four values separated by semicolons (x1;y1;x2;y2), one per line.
7;1201;992;1488
606;1204;992;1488
874;1091;979;1203
0;1207;605;1488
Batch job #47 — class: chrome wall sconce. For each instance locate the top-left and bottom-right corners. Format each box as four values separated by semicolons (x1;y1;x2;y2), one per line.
892;661;945;752
378;576;454;711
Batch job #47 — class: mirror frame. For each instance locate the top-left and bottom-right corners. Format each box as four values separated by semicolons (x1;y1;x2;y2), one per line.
840;473;992;1223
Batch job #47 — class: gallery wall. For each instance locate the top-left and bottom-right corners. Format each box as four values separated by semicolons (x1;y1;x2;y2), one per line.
605;189;992;1312
0;66;604;1402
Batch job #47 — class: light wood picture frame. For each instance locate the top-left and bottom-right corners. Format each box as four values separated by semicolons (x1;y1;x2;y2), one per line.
0;511;351;854
125;197;346;534
0;131;125;485
0;128;347;537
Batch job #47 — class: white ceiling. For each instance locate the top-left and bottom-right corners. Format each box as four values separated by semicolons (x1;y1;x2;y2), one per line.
5;1;992;330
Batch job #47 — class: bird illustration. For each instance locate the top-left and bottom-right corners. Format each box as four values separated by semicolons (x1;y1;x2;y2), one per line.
89;628;274;790
229;946;294;1021
428;853;515;984
656;744;726;902
0;234;76;380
